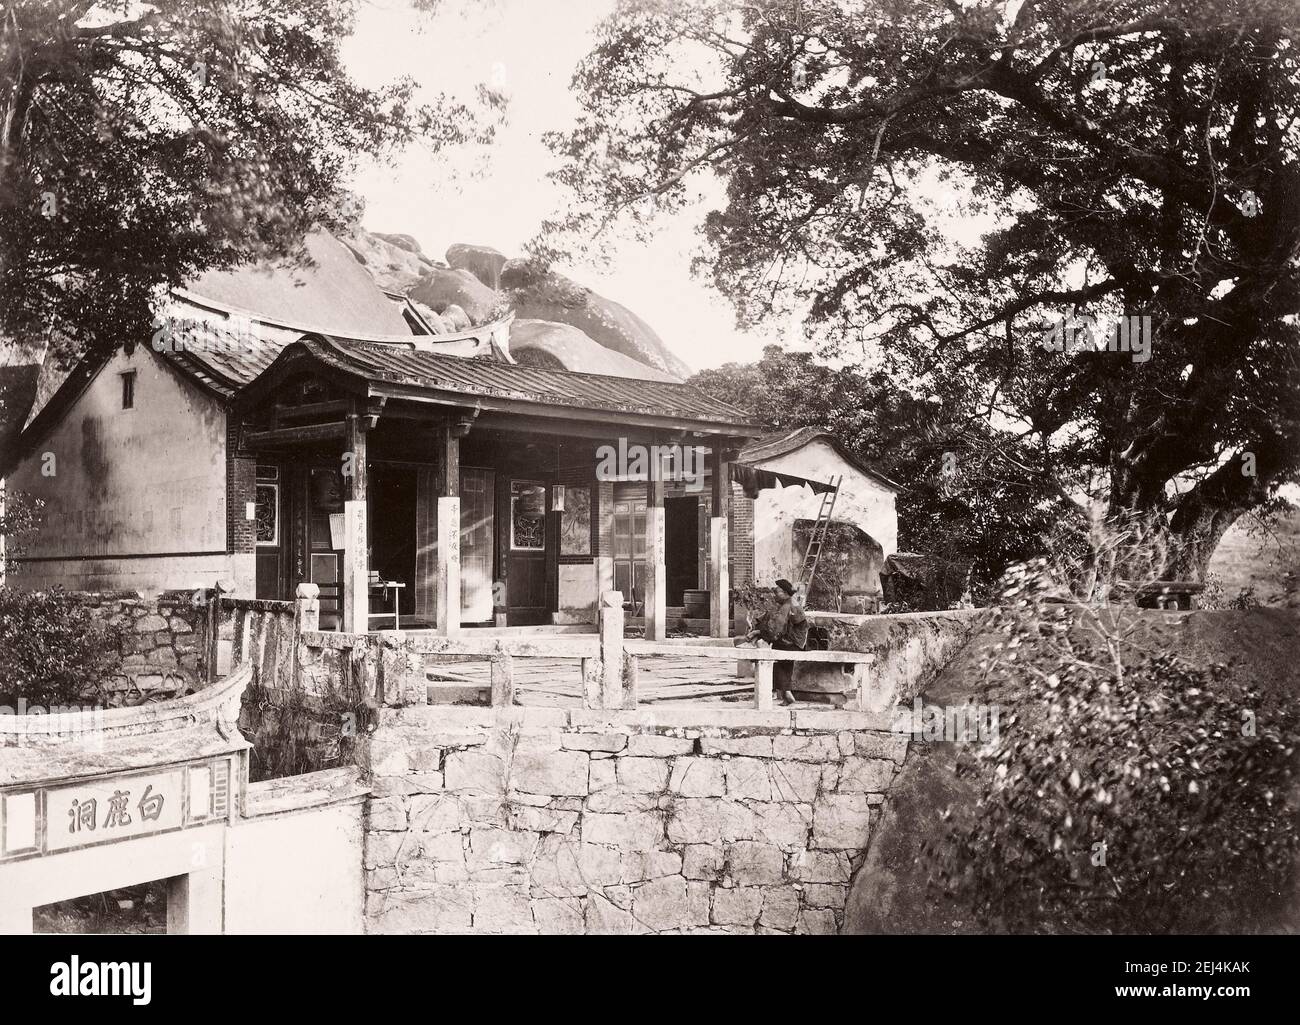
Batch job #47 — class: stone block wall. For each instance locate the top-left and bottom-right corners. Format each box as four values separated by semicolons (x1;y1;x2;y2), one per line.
83;589;206;702
362;706;906;934
813;608;986;711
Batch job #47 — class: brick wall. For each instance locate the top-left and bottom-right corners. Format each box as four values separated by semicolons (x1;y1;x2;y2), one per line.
227;433;256;555
729;482;754;587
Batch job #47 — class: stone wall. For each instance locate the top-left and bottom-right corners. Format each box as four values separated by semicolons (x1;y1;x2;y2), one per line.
82;589;207;702
812;608;985;711
362;706;906;934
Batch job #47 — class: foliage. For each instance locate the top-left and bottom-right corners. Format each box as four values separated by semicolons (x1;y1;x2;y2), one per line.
0;486;43;568
924;557;1300;933
693;345;1075;597
0;0;495;386
1202;572;1261;610
239;664;376;782
731;580;777;630
545;0;1300;579
0;587;122;705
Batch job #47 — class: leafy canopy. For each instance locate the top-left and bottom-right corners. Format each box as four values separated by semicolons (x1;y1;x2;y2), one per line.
545;0;1300;575
0;0;493;371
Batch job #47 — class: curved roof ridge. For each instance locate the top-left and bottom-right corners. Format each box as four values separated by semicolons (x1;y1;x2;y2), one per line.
740;426;900;492
171;287;512;347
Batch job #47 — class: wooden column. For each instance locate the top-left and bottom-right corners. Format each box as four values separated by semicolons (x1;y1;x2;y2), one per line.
709;445;731;638
342;409;369;633
434;418;460;636
644;447;667;642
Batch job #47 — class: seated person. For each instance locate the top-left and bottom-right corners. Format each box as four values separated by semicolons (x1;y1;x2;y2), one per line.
740;578;808;705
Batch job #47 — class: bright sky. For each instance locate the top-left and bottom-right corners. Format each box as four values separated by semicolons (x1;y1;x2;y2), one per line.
342;0;789;372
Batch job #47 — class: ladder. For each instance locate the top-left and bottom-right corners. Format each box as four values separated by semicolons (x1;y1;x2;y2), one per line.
799;475;842;597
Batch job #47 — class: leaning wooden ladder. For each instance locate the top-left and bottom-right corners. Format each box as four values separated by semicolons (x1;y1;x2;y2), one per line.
799;475;842;596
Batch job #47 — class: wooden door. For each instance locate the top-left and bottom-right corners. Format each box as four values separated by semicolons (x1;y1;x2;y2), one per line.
306;466;344;628
253;463;283;599
611;488;647;609
502;478;549;625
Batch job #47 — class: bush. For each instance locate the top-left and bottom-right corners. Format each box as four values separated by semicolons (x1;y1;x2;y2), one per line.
924;559;1300;933
0;587;123;706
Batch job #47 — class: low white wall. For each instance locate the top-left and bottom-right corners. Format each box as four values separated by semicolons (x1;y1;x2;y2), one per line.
222;775;366;931
8;552;252;594
750;439;897;585
225;794;366;934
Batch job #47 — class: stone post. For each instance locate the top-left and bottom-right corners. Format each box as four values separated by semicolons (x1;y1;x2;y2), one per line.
292;582;320;691
436;496;461;636
709;515;729;638
597;590;625;709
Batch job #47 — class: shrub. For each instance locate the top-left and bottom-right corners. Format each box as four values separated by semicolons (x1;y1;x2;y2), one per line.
0;587;123;706
924;559;1300;933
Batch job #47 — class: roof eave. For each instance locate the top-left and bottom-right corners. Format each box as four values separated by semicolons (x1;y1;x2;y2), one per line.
369;381;764;437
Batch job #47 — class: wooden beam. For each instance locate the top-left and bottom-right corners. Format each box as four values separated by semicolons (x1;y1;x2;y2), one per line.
244;422;345;448
710;444;730;510
644;447;667;642
345;409;367;502
434;418;459;497
342;402;370;632
273;398;350;422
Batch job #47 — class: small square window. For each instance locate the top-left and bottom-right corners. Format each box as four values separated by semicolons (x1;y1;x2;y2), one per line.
120;371;136;409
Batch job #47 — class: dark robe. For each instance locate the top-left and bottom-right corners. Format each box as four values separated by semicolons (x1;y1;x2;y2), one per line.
754;598;809;689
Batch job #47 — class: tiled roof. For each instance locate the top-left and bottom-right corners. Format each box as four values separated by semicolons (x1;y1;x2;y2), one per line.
154;298;509;398
289;334;757;428
740;427;900;491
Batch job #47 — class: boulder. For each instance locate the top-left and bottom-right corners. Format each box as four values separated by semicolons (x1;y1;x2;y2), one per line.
505;267;692;379
340;229;440;294
446;243;508;290
372;233;426;256
409;267;501;325
509;320;679;381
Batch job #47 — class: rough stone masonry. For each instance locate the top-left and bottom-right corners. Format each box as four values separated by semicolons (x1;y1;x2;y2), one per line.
363;706;908;934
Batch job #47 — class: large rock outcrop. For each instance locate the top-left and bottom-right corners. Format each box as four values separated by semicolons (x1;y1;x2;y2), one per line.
339;229;442;295
502;261;691;380
338;229;692;380
510;320;679;382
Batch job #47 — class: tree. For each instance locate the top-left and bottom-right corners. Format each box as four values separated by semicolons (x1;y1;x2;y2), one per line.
690;345;1074;597
544;0;1300;581
0;0;492;431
